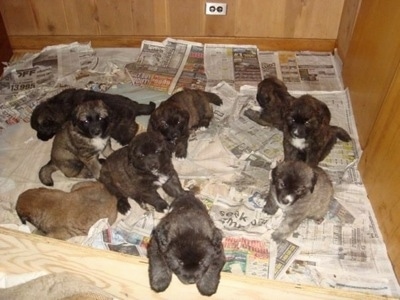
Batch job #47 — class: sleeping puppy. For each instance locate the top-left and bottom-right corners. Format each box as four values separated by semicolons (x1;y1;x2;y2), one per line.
99;131;185;214
148;191;226;296
244;76;295;130
147;88;223;158
31;88;156;145
16;181;118;240
39;99;113;186
283;94;351;166
262;160;333;243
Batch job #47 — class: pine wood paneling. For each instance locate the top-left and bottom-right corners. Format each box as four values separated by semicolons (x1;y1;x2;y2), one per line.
342;0;400;149
0;0;345;52
342;0;400;281
0;0;37;35
63;0;100;35
358;63;400;279
30;0;68;35
234;0;344;38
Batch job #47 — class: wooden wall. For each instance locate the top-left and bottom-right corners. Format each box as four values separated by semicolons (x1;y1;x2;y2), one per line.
0;0;344;52
342;0;400;280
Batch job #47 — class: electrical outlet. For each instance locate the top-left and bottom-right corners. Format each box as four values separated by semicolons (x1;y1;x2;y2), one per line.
205;2;227;15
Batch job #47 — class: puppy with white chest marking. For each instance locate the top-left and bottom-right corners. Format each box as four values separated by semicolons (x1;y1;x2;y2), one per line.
148;191;226;296
283;94;351;166
99;131;185;214
39;100;113;186
147;88;223;158
262;160;333;243
244;76;295;130
31;88;156;145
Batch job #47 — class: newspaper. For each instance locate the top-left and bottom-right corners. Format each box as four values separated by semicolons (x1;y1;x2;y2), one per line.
125;38;206;94
204;43;263;91
2;40;400;297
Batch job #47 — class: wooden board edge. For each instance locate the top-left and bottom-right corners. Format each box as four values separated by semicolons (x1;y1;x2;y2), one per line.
0;227;391;300
8;35;336;52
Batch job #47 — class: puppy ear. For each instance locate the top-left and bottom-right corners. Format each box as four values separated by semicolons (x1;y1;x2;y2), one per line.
153;227;170;252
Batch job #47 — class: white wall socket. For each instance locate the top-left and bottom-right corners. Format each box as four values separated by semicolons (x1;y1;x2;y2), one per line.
205;2;227;15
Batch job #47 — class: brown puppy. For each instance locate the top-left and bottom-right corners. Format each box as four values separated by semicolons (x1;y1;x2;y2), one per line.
30;88;155;145
147;88;223;158
263;160;333;243
283;94;351;166
148;191;226;296
39;99;113;186
99;131;185;215
244;76;294;130
16;181;118;240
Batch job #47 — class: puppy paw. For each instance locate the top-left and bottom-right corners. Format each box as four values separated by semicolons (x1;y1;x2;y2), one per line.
197;277;220;296
117;199;131;215
154;201;169;213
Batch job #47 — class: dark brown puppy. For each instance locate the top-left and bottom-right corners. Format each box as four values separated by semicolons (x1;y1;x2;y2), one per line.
244;76;295;130
99;131;184;215
283;94;351;166
31;88;156;145
148;191;226;296
147;88;223;158
16;181;118;240
262;160;333;243
39;100;113;186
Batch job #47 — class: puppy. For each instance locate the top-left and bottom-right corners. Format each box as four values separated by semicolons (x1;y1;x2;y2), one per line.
262;160;333;242
39;99;113;186
244;76;294;130
16;181;118;240
148;191;226;296
147;88;223;158
283;94;351;166
99;131;185;214
31;88;156;145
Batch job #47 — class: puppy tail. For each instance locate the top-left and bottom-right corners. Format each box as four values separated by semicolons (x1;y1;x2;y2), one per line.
39;160;58;186
332;126;352;142
203;91;223;106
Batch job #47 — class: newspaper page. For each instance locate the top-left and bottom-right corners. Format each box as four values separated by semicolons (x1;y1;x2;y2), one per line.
204;44;263;90
0;42;126;132
276;51;343;91
258;51;280;79
125;38;205;94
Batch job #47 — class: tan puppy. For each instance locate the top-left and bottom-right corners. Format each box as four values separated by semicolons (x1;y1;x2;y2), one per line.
263;160;333;243
16;181;118;240
39;99;113;186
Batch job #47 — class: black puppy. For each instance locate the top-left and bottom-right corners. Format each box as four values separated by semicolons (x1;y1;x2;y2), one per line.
148;191;226;296
31;88;156;145
244;76;294;130
283;94;351;166
99;131;184;214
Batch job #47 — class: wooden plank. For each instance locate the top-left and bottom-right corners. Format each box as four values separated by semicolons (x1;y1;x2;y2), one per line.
0;0;345;39
95;0;133;35
235;0;344;38
7;35;337;52
0;227;390;300
342;0;400;149
63;0;100;35
358;61;400;279
29;0;68;35
0;0;37;35
336;0;362;61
